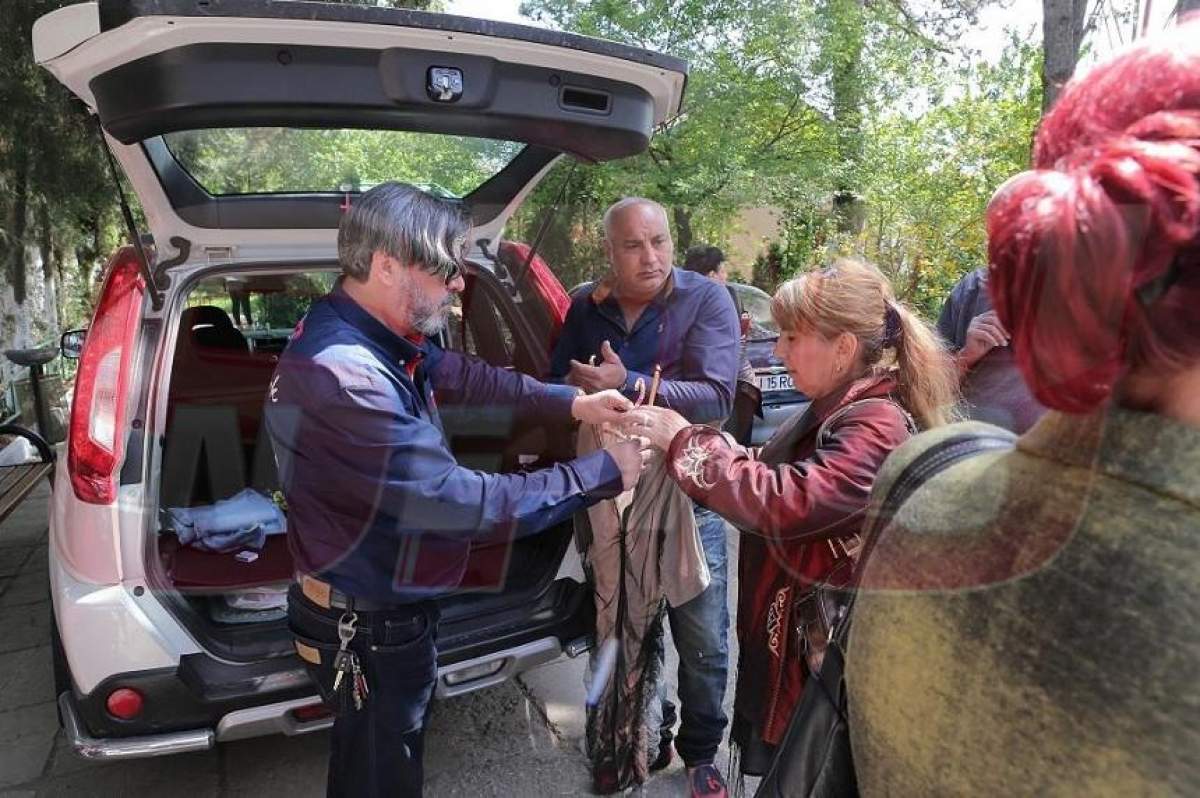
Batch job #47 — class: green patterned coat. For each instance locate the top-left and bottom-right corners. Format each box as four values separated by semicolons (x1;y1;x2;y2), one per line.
848;409;1200;796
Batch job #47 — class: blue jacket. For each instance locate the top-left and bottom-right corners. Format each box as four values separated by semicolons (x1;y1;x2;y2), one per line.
265;283;623;603
550;268;740;423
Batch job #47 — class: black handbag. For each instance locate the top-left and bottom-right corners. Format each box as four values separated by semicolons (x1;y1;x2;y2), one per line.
754;430;1015;798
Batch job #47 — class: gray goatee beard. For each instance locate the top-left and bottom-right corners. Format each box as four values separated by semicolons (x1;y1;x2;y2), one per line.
412;295;454;336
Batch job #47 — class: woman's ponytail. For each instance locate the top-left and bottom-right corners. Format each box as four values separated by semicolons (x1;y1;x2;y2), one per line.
891;303;959;429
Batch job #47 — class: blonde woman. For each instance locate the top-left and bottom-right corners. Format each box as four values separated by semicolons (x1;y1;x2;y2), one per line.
630;258;957;779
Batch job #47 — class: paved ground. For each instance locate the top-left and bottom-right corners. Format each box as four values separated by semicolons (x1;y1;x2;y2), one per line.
0;481;755;797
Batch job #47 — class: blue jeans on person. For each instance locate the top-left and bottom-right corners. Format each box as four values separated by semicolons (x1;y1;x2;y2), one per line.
659;505;730;766
288;585;440;797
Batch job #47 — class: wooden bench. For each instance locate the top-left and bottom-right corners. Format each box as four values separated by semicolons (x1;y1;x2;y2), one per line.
0;424;55;524
1;344;60;523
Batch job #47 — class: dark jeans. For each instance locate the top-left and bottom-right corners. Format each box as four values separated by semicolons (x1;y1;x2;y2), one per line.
288;585;440;798
659;506;731;766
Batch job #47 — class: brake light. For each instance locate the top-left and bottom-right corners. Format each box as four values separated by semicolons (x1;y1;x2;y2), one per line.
68;247;145;504
105;687;144;720
291;703;334;723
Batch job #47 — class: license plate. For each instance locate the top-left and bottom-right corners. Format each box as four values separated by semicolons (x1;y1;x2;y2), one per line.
757;372;795;393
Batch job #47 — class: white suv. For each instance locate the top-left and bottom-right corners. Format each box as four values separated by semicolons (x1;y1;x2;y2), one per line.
35;0;686;760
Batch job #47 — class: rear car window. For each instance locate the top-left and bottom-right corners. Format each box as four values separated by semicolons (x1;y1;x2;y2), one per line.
163;128;526;197
182;272;338;340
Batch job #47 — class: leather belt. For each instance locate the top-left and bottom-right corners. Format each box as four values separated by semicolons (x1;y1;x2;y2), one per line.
296;574;411;613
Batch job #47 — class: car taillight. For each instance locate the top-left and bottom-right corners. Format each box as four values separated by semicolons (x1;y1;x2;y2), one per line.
291;703;334;723
105;687;144;720
68;247;145;504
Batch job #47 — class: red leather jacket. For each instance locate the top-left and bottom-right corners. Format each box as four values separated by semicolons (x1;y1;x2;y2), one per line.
665;372;914;744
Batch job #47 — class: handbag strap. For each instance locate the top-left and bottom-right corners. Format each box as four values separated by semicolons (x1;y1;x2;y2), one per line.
831;429;1016;648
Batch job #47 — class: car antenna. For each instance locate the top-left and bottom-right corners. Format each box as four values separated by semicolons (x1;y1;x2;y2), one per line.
517;158;578;281
94;116;163;311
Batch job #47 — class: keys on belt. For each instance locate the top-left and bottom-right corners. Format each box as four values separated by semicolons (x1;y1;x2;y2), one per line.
331;612;369;711
295;575;374;711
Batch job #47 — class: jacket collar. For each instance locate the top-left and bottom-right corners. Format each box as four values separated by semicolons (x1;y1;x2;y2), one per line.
758;370;900;464
1018;407;1200;509
805;370;900;427
589;268;677;306
326;279;427;366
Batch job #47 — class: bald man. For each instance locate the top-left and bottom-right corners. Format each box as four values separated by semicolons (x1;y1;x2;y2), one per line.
550;198;740;797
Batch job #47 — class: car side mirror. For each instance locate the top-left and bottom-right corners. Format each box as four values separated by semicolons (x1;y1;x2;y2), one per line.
61;328;87;359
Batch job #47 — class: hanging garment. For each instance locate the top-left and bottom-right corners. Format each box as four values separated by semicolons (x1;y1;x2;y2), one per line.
580;423;710;792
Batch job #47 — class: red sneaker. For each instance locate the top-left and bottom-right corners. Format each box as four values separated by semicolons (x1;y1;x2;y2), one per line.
687;763;728;798
592;765;620;795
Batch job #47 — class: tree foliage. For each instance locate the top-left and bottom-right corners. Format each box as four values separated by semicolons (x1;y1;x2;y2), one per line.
513;0;834;287
1;0;128;347
0;0;441;347
856;34;1043;316
510;0;1029;303
0;0;1128;350
513;0;1022;298
166;128;521;197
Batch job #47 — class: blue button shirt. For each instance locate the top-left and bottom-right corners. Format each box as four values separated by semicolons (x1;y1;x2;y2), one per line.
265;284;623;603
550;268;740;423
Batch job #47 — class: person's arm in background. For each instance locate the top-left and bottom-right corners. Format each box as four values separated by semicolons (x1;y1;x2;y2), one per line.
938;272;1008;376
548;296;589;384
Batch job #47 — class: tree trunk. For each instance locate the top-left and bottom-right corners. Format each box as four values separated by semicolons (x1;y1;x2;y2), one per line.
1042;0;1088;113
1180;0;1200;16
38;202;52;282
53;243;67;329
672;206;694;253
38;202;59;334
7;144;30;305
825;0;866;233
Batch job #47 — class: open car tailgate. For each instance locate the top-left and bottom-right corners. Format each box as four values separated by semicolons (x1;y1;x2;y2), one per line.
33;0;688;254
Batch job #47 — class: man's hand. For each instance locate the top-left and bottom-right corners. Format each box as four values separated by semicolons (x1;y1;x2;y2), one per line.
622;406;691;452
571;389;633;426
958;310;1009;373
567;340;628;393
603;439;651;492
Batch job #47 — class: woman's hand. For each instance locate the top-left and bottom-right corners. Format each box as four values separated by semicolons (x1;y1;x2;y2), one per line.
624;406;692;452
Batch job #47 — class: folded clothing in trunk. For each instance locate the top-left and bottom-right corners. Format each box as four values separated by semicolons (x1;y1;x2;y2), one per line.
167;488;285;552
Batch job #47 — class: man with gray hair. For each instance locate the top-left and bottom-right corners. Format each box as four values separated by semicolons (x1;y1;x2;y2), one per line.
265;182;645;797
550;197;740;798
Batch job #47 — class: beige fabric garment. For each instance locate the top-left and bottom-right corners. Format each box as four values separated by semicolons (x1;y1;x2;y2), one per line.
579;422;709;791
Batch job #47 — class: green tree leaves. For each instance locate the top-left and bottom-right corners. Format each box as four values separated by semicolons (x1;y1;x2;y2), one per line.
514;0;1042;319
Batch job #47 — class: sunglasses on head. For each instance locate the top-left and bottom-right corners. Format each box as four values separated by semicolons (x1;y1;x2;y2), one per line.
437;236;470;285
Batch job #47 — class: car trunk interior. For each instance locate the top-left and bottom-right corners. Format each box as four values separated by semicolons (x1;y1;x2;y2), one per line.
30;0;687;671
149;254;578;662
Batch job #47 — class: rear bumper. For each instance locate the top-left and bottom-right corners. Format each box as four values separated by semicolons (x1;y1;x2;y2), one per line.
62;631;580;760
59;692;214;760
